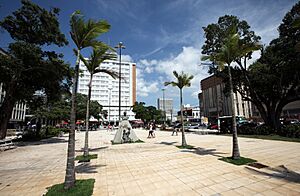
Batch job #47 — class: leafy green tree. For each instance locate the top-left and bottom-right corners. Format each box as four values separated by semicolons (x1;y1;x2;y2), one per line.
207;4;300;132
75;93;102;120
202;15;261;119
0;0;70;139
79;45;117;156
165;71;193;147
133;102;148;122
202;25;260;159
132;102;163;124
66;10;110;189
234;2;300;131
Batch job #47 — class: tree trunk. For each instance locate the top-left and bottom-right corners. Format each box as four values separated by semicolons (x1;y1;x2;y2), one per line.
64;49;80;190
83;74;93;157
228;65;240;159
0;99;15;139
180;88;187;147
0;81;18;139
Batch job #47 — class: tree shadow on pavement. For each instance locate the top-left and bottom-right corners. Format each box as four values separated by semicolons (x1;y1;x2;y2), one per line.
245;165;300;183
75;146;108;152
75;163;106;174
16;137;68;147
181;147;227;158
158;141;178;146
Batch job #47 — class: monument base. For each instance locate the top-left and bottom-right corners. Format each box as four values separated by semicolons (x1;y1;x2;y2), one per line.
112;119;140;144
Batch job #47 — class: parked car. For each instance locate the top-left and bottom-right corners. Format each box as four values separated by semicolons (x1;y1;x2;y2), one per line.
208;124;218;130
186;123;200;130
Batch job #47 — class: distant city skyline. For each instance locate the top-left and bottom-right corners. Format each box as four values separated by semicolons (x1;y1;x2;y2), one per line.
0;0;298;111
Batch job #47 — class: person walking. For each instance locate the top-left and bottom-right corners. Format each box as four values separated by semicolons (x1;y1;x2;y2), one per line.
151;122;156;138
172;123;179;136
147;122;156;138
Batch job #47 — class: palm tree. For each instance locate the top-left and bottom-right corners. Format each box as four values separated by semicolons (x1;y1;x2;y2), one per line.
65;11;110;190
79;45;117;157
165;71;193;147
202;26;261;159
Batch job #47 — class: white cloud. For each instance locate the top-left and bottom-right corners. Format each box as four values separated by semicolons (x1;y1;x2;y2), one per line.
137;46;210;104
136;67;159;97
120;55;133;62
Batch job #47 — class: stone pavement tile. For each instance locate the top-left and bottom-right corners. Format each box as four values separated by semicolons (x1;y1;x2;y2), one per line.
173;184;193;193
208;183;231;193
272;186;300;195
153;180;170;189
168;178;185;186
265;177;287;185
220;189;241;196
200;178;215;186
234;186;258;195
123;185;143;195
220;180;240;189
195;186;217;195
282;182;300;191
185;181;205;190
177;190;199;196
261;189;284;196
93;189;109;196
139;183;156;193
136;178;152;186
246;182;271;193
211;176;228;184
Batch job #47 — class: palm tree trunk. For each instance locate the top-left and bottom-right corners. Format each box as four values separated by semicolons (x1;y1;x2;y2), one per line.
228;65;240;159
64;49;80;189
180;88;187;147
83;75;93;157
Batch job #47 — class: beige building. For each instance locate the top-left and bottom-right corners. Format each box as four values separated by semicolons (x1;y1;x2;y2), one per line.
200;75;253;122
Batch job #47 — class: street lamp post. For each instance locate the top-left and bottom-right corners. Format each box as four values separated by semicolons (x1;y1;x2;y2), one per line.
162;88;166;125
115;42;125;123
108;86;112;126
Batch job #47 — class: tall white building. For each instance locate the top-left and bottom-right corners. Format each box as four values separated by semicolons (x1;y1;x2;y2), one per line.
78;59;136;123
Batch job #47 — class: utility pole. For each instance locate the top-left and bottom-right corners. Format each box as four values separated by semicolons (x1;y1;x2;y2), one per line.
115;42;125;123
162;88;166;125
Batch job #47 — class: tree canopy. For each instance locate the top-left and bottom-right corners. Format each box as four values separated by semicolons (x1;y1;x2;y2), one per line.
132;102;163;124
0;0;71;139
202;3;300;131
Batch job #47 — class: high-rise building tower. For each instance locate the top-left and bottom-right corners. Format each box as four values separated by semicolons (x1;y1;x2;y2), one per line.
157;98;173;120
78;59;136;123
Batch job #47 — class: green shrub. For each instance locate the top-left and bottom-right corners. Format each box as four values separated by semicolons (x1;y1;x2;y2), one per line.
45;126;61;137
255;124;272;135
238;125;255;135
60;128;69;133
281;124;300;138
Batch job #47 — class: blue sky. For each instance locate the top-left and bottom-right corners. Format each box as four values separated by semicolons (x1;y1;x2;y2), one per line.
0;0;297;111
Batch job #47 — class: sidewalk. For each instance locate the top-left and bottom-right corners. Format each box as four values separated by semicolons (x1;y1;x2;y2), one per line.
0;129;299;195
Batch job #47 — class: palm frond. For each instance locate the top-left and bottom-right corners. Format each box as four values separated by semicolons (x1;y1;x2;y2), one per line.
70;11;110;50
94;69;119;79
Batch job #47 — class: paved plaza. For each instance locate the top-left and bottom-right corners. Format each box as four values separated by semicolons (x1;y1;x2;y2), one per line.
0;129;300;196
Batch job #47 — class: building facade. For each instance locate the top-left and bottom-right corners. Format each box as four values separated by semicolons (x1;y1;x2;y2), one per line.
0;49;27;130
78;59;136;123
200;75;253;122
157;98;173;120
0;83;27;128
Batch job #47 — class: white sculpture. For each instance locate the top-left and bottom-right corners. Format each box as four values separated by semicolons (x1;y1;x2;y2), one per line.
112;112;140;144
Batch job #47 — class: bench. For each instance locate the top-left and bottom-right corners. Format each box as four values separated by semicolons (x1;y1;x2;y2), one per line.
0;137;16;151
0;129;19;151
